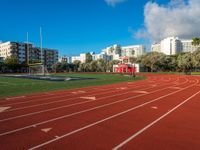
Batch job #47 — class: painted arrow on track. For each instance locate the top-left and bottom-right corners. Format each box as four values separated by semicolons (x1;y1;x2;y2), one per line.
41;128;52;133
133;91;149;94
151;106;158;109
0;107;11;113
80;97;96;100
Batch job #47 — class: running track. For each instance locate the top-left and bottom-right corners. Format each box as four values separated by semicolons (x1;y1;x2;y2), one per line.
0;74;200;150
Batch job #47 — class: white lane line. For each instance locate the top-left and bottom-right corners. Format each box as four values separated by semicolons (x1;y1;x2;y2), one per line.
78;91;86;93
0;82;178;122
0;85;118;105
0;82;150;107
28;83;196;150
0;88;120;107
0;82;182;136
112;90;200;150
116;87;127;90
71;91;86;94
6;96;25;100
169;87;183;90
3;84;153;112
0;84;167;122
0;107;11;113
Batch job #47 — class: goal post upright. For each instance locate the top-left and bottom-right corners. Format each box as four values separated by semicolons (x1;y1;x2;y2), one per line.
26;32;31;75
40;27;45;76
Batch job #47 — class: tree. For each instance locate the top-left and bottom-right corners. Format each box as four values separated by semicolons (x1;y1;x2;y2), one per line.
177;52;193;73
129;57;137;64
0;62;5;73
73;60;81;72
137;54;151;72
89;60;98;72
138;52;165;72
106;60;120;72
52;62;62;73
4;56;20;72
166;55;178;72
86;53;93;63
192;37;200;51
97;58;107;72
192;49;200;70
192;37;200;46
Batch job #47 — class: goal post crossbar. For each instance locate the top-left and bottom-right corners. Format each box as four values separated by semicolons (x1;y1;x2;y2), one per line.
28;63;49;76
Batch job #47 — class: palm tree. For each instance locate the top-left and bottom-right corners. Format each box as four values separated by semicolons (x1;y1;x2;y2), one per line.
73;60;81;72
192;37;200;46
192;37;200;51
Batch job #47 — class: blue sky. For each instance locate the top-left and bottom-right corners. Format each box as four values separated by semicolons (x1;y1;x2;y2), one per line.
0;0;173;56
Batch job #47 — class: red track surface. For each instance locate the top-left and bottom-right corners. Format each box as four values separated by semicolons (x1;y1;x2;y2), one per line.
0;74;200;150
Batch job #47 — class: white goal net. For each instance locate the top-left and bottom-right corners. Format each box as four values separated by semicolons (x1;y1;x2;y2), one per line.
28;64;49;76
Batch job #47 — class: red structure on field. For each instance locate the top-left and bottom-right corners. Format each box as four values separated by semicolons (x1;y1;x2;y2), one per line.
113;64;136;74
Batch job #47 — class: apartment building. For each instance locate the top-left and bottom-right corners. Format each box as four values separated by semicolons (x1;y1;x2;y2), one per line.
122;45;146;58
0;41;58;68
28;47;41;63
152;37;197;55
70;44;146;63
151;43;161;53
102;44;121;60
58;56;68;63
181;40;197;53
71;53;87;63
43;48;58;69
0;41;32;63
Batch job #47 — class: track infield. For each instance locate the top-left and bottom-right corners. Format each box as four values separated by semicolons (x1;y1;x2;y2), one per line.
0;74;200;150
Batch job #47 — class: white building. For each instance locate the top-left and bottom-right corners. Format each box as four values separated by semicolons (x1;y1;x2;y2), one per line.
152;37;197;55
0;41;31;63
92;54;100;61
71;53;87;63
181;40;197;53
0;41;58;68
58;56;67;63
70;44;146;63
102;44;121;60
160;37;182;55
151;43;161;53
71;56;81;63
122;45;146;58
67;56;72;63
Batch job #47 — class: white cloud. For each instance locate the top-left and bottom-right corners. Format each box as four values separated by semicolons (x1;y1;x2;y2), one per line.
105;0;127;7
135;0;200;42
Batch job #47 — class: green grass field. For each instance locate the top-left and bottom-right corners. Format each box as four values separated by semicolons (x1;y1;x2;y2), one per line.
145;72;200;75
191;72;200;75
0;73;145;98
